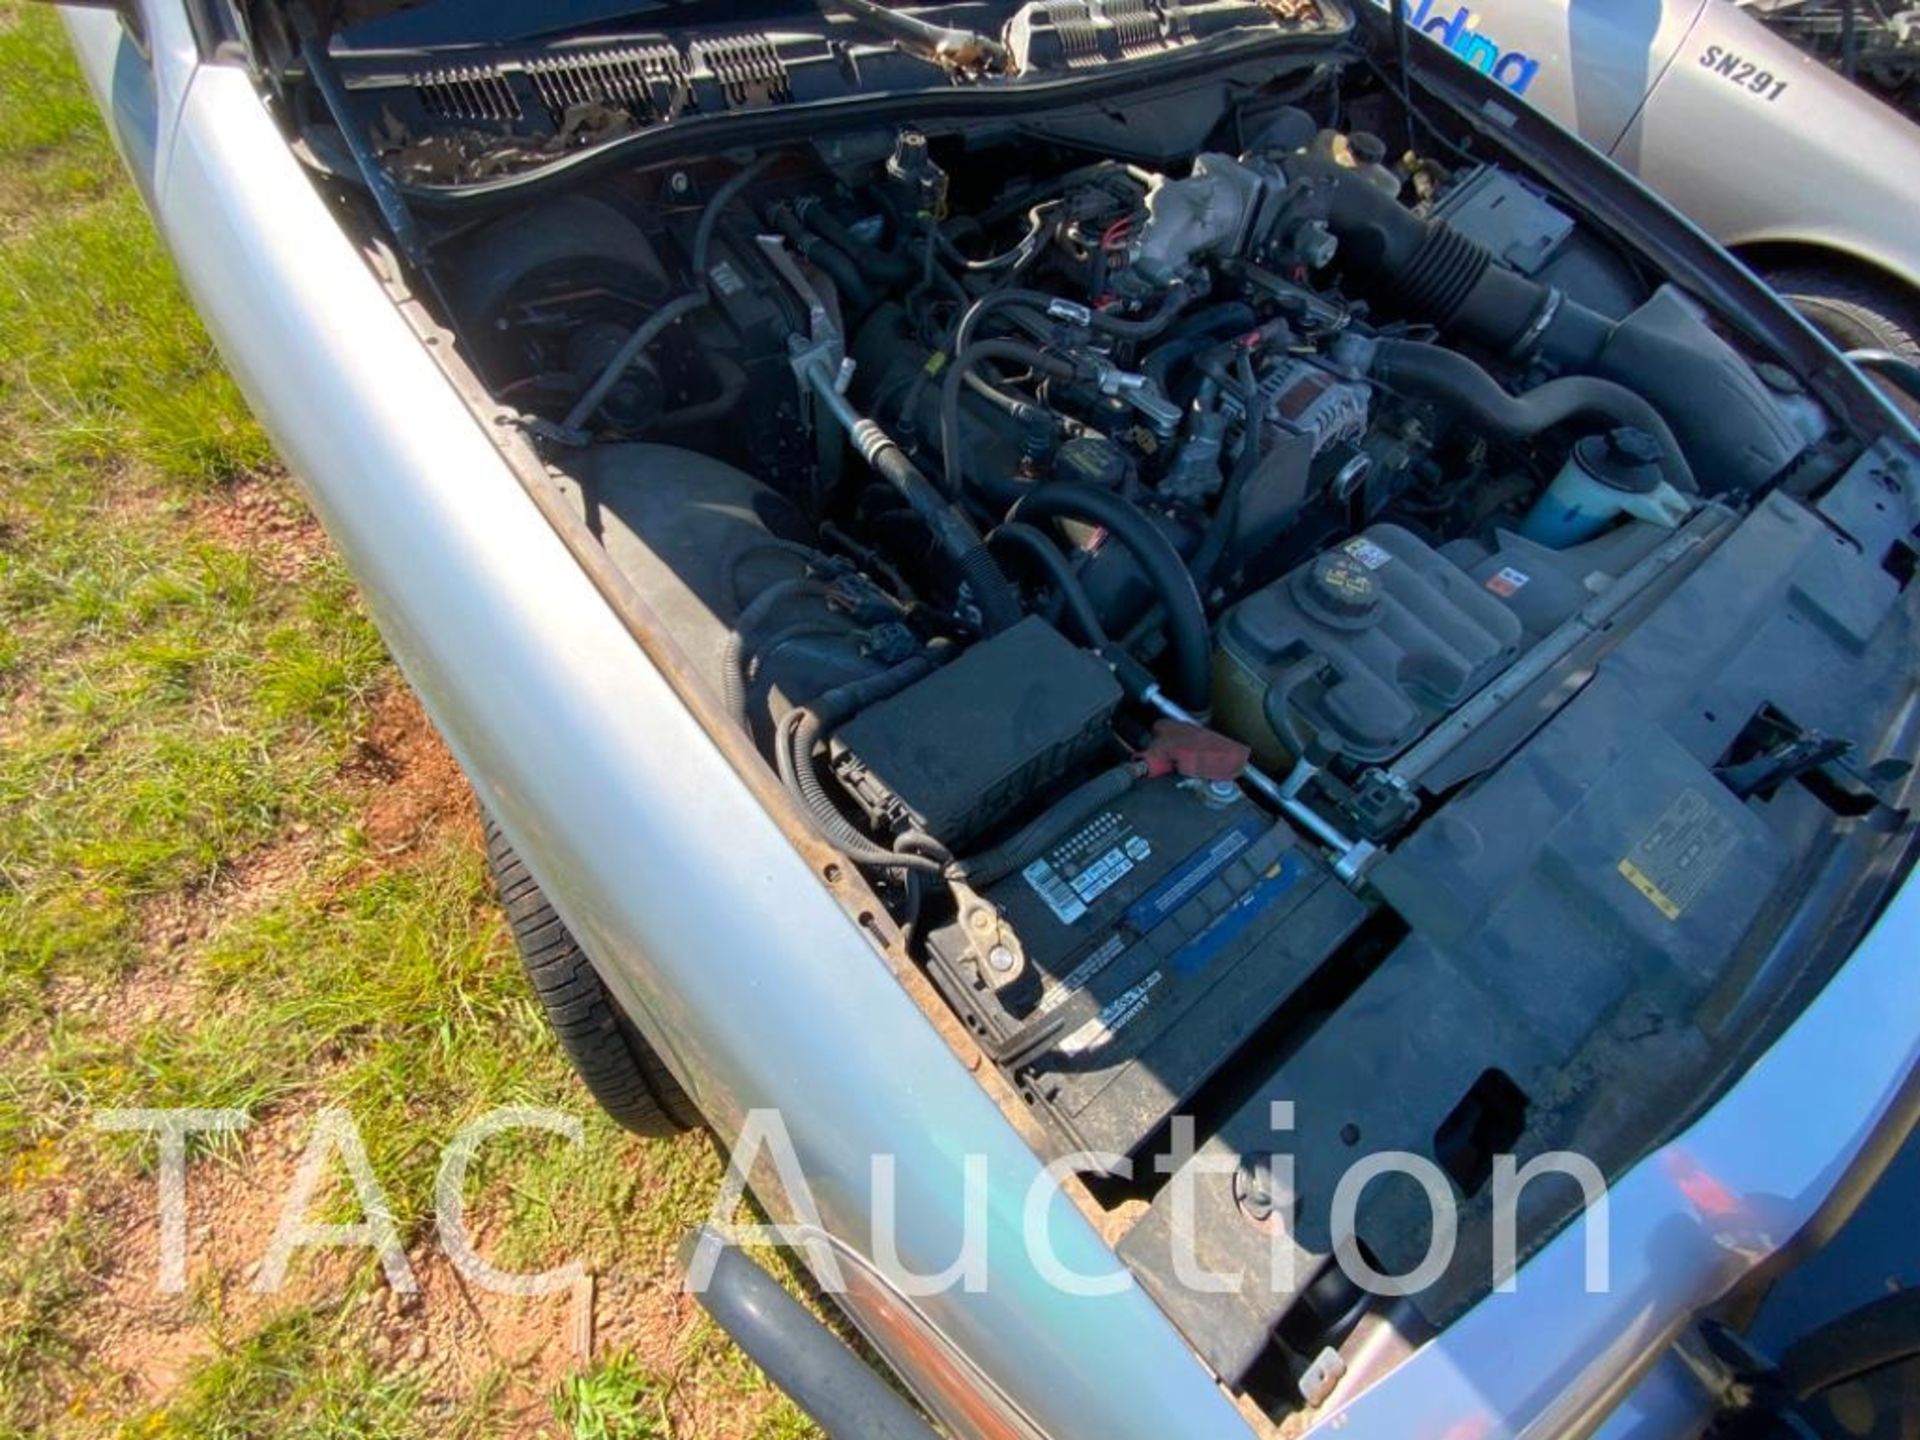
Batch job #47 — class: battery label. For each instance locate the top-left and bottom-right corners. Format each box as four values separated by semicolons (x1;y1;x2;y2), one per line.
1057;970;1164;1056
1170;855;1305;974
1035;933;1128;1017
1125;816;1267;935
1022;810;1153;925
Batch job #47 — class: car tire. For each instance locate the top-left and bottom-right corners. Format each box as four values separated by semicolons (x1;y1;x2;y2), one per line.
1775;1291;1920;1437
483;813;699;1136
1764;264;1920;362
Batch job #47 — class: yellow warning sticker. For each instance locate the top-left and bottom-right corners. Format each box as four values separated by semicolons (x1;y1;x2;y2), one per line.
1618;859;1682;920
1617;787;1738;922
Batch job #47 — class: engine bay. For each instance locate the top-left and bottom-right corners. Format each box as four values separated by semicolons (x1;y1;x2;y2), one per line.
362;60;1920;1415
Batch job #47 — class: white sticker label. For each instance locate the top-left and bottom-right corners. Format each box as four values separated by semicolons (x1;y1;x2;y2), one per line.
1344;537;1393;570
1022;858;1087;925
1057;971;1164;1056
1485;565;1531;598
1021;828;1150;927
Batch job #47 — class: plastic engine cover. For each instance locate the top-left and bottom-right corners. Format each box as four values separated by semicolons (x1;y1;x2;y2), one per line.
1214;524;1523;767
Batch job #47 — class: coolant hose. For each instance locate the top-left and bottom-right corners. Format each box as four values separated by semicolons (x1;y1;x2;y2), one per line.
1372;339;1697;494
1009;483;1213;712
797;201;917;287
769;206;878;313
987;522;1111;648
947;763;1140;887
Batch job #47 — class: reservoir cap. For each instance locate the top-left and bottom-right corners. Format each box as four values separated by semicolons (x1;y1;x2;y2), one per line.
1575;427;1663;495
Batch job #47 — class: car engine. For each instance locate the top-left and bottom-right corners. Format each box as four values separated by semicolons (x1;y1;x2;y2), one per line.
427;99;1894;1401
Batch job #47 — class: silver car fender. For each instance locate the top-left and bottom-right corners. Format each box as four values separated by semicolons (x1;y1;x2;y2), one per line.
60;7;1250;1436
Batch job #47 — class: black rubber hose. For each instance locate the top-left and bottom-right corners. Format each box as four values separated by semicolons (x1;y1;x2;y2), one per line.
1309;162;1611;366
649;353;750;432
1141;302;1259;390
1009;483;1212;711
723;577;827;731
940;340;1084;501
563;292;708;434
987;522;1110;648
838;411;1026;632
692;153;778;280
566;155;775;434
769;205;878;313
1372;339;1698;494
1190;398;1266;590
947;763;1140;887
1084;283;1192;339
797;201;916;287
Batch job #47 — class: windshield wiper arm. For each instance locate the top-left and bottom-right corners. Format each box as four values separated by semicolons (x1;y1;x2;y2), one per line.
814;0;1008;72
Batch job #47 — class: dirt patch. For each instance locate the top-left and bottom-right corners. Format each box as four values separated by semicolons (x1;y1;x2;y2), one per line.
133;829;325;967
193;471;331;581
50;1112;713;1437
346;687;481;856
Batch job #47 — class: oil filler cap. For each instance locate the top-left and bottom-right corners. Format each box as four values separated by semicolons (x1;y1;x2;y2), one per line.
1299;550;1382;627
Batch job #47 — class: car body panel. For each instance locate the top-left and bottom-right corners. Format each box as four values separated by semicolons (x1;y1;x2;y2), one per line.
1318;834;1920;1433
64;5;1920;1437
58;8;1250;1436
1379;0;1920;289
1376;0;1709;152
1623;0;1920;286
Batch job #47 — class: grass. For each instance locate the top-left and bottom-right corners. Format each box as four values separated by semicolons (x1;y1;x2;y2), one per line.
0;5;818;1435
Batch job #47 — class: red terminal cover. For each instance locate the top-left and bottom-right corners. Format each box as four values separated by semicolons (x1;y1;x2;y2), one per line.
1138;719;1251;782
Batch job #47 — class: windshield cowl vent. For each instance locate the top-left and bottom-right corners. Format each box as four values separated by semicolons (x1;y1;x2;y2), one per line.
688;35;793;111
412;64;522;124
526;44;691;124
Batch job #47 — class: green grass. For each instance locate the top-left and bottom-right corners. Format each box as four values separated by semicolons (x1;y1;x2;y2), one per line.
550;1352;668;1440
0;6;818;1435
118;1312;427;1440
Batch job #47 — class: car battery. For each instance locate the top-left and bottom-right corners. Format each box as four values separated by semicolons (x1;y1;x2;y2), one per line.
927;778;1370;1169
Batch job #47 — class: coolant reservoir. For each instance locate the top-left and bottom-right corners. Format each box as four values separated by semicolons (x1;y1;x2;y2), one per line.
1519;427;1692;549
1213;525;1523;770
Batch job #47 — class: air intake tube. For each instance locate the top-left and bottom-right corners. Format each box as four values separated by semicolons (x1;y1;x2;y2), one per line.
1309;160;1611;366
1307;162;1807;492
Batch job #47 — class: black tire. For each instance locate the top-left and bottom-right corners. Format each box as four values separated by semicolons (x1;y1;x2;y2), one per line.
1775;1292;1920;1439
1764;264;1920;364
483;814;699;1136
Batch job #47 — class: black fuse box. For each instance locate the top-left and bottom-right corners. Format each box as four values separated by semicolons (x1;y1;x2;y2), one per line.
927;779;1370;1169
830;617;1121;849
